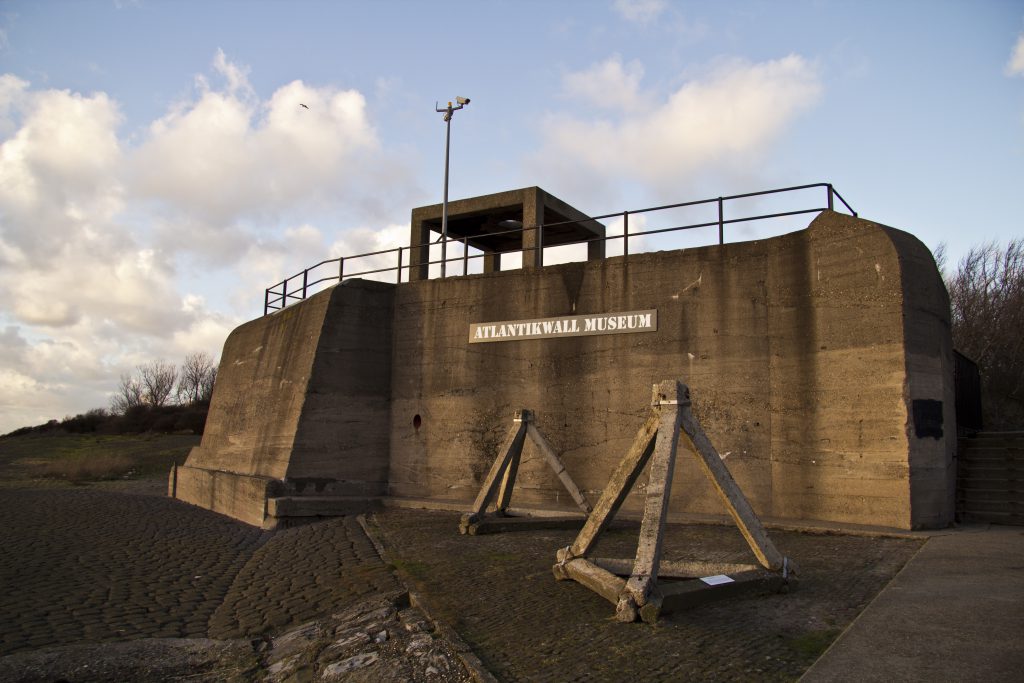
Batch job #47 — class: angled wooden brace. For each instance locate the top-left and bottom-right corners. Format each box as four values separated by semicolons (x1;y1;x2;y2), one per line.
554;380;796;623
459;409;528;534
460;409;592;535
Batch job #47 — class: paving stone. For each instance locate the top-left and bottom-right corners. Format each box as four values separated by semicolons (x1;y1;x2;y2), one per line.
374;508;923;682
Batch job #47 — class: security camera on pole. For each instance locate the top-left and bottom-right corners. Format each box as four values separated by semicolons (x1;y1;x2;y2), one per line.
435;96;470;278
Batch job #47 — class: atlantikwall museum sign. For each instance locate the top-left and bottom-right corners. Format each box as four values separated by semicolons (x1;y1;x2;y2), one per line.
469;310;658;344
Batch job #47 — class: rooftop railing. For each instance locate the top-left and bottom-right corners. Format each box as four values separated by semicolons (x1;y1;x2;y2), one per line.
264;182;855;315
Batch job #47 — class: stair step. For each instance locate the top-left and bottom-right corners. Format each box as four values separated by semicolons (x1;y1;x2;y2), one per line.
960;511;1024;525
960;499;1024;513
958;489;1024;503
956;432;1024;527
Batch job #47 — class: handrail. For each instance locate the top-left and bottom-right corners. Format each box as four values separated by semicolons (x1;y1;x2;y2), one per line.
263;182;855;315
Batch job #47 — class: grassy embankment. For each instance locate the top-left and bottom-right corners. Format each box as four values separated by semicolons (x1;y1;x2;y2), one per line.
0;433;199;488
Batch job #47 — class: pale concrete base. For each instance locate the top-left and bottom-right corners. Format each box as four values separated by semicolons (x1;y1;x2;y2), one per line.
170;464;280;528
264;496;382;529
170;464;382;530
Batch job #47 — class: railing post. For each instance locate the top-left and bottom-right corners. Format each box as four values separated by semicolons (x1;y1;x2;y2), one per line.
302;269;308;300
397;247;403;284
338;257;344;283
536;222;544;268
264;288;270;316
463;237;469;276
718;197;724;245
827;184;834;211
623;211;629;257
282;278;288;308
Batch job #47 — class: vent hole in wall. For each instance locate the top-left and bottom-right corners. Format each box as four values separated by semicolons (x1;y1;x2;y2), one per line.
413;414;422;430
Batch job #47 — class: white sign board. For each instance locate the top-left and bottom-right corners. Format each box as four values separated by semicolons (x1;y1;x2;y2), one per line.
469;310;657;344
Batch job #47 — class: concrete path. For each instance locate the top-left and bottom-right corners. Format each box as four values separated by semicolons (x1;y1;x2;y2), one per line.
802;525;1024;682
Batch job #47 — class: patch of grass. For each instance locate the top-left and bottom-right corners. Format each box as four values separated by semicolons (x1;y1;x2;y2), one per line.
787;628;841;659
0;432;199;484
38;453;136;482
390;558;431;581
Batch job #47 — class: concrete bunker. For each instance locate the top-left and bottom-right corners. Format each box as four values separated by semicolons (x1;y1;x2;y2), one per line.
171;189;956;533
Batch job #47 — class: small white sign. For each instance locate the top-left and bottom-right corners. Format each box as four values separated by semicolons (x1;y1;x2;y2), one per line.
700;574;735;586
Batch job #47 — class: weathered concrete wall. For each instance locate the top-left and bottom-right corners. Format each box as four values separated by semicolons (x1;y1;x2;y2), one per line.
387;211;955;529
173;279;393;526
176;210;955;530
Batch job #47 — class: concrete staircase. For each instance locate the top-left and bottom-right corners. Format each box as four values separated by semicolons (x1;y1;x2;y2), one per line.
957;432;1024;525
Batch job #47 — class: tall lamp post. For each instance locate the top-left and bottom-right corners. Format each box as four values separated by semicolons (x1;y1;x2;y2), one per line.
436;96;470;278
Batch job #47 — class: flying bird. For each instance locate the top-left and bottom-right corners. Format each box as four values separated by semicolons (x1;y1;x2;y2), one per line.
299;103;309;109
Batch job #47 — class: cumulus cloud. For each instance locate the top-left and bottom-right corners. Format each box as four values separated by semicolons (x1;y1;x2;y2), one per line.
538;54;821;198
562;55;647;111
0;50;413;432
613;0;666;24
1008;33;1024;77
133;58;378;232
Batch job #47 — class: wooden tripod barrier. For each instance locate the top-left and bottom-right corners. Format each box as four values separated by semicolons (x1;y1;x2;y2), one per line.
552;380;797;623
460;409;592;535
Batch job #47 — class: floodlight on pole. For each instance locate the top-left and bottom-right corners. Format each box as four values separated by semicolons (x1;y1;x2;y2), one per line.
436;96;470;278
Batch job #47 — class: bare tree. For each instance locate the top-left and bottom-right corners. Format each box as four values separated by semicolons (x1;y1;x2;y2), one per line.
177;351;217;405
110;372;144;414
945;239;1024;428
138;360;178;408
200;364;218;404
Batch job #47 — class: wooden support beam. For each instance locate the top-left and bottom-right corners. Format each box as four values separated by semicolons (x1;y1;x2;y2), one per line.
553;558;627;606
527;423;592;514
567;411;660;559
625;380;685;607
656;570;791;616
461;412;528;533
592;557;760;579
463;515;585;536
679;407;785;571
496;435;522;513
551;380;795;623
462;409;594;535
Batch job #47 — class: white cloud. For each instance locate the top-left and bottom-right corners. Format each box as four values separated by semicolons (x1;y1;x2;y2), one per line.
132;57;379;231
562;55;647;111
613;0;666;24
0;51;415;433
1007;33;1024;77
539;54;821;198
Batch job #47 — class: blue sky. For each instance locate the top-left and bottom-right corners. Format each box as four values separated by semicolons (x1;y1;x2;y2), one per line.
1;0;1022;433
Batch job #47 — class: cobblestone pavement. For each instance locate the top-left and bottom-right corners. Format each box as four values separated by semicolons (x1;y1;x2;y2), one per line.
0;489;401;665
0;488;267;656
373;509;925;682
209;516;401;639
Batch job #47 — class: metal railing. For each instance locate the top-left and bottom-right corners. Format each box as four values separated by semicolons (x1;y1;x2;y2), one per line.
264;182;855;315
